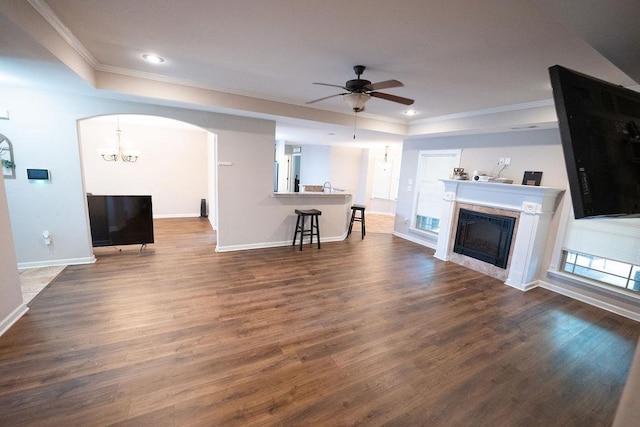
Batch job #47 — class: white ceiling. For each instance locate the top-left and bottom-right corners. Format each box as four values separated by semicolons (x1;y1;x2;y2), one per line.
2;0;639;146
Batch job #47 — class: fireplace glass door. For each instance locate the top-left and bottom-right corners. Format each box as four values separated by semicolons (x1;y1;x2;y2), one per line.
453;209;516;269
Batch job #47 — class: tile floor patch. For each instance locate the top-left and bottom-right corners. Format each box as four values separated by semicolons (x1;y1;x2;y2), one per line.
18;266;66;304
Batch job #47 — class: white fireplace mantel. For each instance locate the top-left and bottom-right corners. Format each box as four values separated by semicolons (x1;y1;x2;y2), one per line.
435;180;565;291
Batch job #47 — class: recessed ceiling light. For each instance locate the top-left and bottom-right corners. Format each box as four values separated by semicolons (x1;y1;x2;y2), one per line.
403;110;419;116
142;54;165;64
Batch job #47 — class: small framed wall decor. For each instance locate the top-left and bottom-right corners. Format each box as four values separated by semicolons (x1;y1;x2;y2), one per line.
522;171;543;186
1;133;16;179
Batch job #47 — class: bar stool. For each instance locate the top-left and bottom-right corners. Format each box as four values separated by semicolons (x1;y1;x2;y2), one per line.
292;209;322;251
348;204;366;239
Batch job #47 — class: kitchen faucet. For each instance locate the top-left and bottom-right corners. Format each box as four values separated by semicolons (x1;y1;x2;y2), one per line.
323;181;332;192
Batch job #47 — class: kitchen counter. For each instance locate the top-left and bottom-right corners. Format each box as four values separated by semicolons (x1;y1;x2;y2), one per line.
271;192;353;243
272;191;351;198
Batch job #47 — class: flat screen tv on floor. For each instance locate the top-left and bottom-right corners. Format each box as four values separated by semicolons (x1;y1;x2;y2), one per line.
87;195;154;247
549;65;640;219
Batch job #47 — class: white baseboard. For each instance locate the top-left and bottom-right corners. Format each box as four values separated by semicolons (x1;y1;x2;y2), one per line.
216;234;347;253
504;279;540;292
154;213;201;219
392;231;437;251
538;279;640;322
0;303;29;337
367;211;395;216
17;255;96;270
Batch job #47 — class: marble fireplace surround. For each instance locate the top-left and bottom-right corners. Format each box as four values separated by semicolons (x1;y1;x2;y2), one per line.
435;180;565;291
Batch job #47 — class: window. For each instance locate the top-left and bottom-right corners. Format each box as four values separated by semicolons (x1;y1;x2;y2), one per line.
413;150;461;233
563;250;640;292
560;208;640;294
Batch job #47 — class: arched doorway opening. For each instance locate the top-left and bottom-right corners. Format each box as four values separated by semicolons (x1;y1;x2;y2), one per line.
77;114;218;253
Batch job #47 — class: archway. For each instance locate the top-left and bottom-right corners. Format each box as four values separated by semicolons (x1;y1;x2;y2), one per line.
77;114;218;252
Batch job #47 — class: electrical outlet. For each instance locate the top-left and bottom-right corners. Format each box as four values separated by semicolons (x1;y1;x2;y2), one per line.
498;158;505;165
504;157;511;165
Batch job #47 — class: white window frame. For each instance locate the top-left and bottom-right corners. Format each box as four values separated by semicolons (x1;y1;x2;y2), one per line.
547;195;640;301
410;149;461;236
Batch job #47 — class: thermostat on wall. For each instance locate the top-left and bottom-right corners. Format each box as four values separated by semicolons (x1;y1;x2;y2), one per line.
27;168;50;181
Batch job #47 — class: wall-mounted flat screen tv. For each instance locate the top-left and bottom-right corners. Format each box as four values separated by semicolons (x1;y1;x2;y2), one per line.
549;65;640;219
87;195;154;247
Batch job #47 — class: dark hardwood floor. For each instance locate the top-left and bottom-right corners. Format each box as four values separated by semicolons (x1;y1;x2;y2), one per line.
0;216;638;426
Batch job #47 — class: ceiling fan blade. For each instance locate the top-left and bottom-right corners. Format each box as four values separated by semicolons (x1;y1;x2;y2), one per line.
313;82;349;90
306;92;348;104
370;92;415;105
364;79;403;91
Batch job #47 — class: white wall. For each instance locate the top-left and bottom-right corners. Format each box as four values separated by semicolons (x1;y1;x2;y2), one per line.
0;84;275;269
1;86;95;267
0;171;25;336
329;146;362;195
215;128;275;248
294;144;365;197
299;145;330;186
79;117;209;217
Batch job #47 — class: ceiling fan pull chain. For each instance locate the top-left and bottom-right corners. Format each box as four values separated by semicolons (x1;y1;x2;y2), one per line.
353;111;358;139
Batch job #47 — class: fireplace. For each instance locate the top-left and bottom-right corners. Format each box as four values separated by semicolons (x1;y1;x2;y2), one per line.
435;180;564;290
453;208;516;269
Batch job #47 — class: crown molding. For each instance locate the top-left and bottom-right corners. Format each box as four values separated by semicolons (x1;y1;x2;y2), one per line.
411;83;640;125
412;99;556;125
28;0;99;68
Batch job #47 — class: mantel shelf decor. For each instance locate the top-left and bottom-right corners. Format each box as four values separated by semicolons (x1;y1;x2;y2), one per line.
0;133;16;179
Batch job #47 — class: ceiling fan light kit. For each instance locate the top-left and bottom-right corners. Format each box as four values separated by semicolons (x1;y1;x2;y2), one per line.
307;65;414;113
344;93;370;112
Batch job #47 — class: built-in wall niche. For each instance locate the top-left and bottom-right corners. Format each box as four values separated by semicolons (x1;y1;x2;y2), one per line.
0;133;16;179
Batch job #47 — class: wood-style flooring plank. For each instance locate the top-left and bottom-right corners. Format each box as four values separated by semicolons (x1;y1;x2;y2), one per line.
0;216;638;426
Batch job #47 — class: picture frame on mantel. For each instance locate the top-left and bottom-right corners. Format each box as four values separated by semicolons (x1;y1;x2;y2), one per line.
522;171;542;186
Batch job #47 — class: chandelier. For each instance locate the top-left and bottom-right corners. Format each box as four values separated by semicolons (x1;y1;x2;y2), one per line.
98;117;140;162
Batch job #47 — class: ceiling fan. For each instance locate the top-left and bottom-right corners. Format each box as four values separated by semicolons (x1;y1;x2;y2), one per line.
306;65;415;112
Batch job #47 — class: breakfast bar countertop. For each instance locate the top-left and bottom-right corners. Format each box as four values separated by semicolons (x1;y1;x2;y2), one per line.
272;192;351;198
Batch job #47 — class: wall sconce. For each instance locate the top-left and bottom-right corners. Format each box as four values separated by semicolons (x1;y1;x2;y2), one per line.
98;116;140;162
